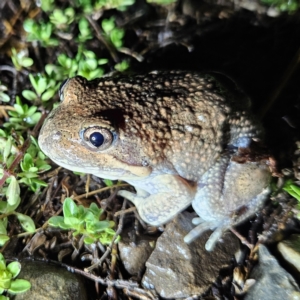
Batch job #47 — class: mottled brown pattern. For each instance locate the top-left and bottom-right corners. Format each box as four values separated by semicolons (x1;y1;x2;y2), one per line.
38;70;271;251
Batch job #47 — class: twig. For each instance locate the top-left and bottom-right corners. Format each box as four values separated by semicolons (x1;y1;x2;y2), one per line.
114;206;136;217
86;15;119;63
230;228;253;250
73;183;129;200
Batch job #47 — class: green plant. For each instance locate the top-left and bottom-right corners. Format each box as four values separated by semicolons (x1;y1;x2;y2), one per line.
0;82;10;103
46;49;108;81
49;8;75;30
22;74;59;103
23;20;59;47
3;97;41;130
102;17;125;49
115;60;129;72
40;0;55;12
0;253;31;299
283;179;300;201
18;138;51;190
260;0;299;12
0;135;48;244
48;198;118;245
77;18;93;43
11;48;33;72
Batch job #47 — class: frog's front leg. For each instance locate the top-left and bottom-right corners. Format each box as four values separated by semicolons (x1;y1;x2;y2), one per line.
118;174;196;226
184;153;271;251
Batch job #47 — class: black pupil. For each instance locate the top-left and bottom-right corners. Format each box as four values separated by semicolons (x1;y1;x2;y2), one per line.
90;132;104;147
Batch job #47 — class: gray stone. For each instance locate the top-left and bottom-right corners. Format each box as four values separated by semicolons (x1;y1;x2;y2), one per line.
142;212;240;299
278;234;300;272
118;230;155;275
244;244;300;300
14;261;88;300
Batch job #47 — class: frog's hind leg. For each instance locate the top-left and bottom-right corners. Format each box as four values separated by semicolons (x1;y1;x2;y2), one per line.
185;152;271;251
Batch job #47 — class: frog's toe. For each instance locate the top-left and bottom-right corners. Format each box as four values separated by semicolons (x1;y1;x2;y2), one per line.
184;221;229;251
204;226;227;251
192;217;204;225
117;190;142;205
184;221;216;244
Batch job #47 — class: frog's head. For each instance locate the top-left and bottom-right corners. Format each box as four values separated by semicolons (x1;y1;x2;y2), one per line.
38;76;152;180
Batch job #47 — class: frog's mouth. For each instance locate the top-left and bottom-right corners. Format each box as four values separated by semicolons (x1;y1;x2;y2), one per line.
38;132;152;181
51;156;152;181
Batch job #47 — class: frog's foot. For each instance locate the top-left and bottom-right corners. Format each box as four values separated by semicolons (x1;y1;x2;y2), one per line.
189;152;271;251
184;220;229;251
192;217;204;225
118;190;192;226
118;174;195;226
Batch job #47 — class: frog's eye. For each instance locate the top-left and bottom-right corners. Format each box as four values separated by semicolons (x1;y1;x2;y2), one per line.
81;127;114;150
58;79;69;101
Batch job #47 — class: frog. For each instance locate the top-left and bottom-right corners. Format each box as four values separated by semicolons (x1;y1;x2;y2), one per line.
38;70;271;251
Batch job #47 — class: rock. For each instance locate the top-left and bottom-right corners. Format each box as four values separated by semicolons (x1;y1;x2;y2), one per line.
14;261;88;300
278;234;300;272
118;230;155;275
142;212;240;298
244;244;300;300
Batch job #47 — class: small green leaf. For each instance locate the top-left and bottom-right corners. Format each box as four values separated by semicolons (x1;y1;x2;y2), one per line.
98;58;108;65
87;220;110;233
63;198;78;218
0;270;12;289
3;137;12;164
102;18;115;34
21;57;33;68
26;106;37;117
0;202;8;214
7;262;21;278
0;221;7;236
105;227;116;235
30;178;48;186
27;112;41;124
22;90;36;101
110;28;124;48
41;89;55;101
23;19;34;33
83;236;95;244
64;216;81;228
48;216;69;229
283;180;300;201
0;235;10;247
36;77;47;96
0;253;5;269
13;104;24;115
103;179;113;187
15;213;36;233
0;92;10;102
115;60;129;72
6;176;20;206
8;279;31;294
88;203;103;219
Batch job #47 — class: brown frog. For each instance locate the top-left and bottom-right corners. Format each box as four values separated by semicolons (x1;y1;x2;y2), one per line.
38;70;271;251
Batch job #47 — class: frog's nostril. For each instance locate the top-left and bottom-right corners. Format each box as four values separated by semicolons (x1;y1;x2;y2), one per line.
53;131;62;140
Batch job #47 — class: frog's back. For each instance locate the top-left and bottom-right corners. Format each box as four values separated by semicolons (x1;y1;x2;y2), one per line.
41;70;263;182
81;70;261;181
